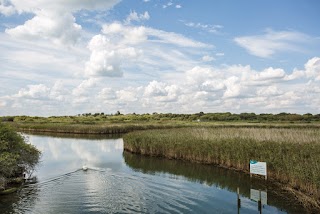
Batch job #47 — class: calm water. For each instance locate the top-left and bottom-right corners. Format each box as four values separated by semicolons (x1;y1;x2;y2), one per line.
0;133;309;213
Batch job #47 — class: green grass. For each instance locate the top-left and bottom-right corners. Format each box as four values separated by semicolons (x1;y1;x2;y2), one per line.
123;127;320;202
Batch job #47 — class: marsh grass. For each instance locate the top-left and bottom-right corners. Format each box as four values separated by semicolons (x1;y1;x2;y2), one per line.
123;127;320;203
11;122;189;134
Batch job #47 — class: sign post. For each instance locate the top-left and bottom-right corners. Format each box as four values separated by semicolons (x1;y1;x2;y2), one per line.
250;160;267;180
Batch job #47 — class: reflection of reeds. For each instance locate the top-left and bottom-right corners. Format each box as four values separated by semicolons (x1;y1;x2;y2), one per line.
123;151;313;213
123;127;320;204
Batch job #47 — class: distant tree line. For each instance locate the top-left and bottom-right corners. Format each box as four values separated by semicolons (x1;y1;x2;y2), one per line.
2;112;320;123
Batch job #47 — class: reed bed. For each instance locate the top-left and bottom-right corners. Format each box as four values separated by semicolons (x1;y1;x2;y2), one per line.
10;122;188;134
123;127;320;204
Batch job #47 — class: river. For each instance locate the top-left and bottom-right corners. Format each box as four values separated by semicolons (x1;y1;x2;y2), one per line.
0;133;308;213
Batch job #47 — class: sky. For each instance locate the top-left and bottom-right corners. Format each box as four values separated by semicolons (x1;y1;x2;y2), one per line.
0;0;319;116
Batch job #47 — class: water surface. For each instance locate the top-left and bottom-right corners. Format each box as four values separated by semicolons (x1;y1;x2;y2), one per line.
0;133;309;213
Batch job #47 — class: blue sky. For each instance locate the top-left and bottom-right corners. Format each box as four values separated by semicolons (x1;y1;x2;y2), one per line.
0;0;319;116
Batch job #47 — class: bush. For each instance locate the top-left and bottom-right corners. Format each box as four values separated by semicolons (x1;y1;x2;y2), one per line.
0;123;40;189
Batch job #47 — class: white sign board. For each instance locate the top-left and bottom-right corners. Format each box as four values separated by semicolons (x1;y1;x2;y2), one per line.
250;160;267;176
250;189;267;205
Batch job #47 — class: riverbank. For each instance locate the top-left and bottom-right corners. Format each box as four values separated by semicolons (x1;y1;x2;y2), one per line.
8;120;320;135
123;127;320;210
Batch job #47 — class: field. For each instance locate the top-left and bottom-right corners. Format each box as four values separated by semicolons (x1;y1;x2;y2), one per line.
123;127;320;206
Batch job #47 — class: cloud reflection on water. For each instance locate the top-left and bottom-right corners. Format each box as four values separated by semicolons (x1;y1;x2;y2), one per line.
27;134;124;181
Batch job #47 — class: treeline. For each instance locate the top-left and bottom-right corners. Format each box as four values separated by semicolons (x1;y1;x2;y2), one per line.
2;112;320;123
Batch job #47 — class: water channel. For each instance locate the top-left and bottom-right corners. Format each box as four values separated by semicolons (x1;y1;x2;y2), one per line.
0;133;309;213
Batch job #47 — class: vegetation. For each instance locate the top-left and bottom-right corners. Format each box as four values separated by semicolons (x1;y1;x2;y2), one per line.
2;112;320;134
123;127;320;205
0;123;41;190
2;111;320;123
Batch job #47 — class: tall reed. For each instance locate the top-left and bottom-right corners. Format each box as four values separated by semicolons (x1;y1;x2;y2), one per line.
123;127;320;204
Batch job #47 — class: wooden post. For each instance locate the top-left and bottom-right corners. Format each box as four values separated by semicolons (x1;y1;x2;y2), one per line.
237;187;241;214
237;187;241;207
258;190;262;213
265;163;267;181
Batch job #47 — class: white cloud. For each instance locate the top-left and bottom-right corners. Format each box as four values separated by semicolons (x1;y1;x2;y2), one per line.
144;81;179;102
145;27;209;48
116;87;141;102
234;29;310;58
216;52;224;56
285;57;320;81
186;66;220;85
257;85;282;97
98;88;116;100
175;5;182;9
304;57;320;80
72;78;99;97
4;0;120;45
6;10;82;45
16;84;50;99
125;11;150;24
84;34;142;77
2;56;320;115
84;22;210;78
202;55;215;62
5;0;121;14
251;67;285;81
0;0;15;16
183;21;223;34
49;81;69;101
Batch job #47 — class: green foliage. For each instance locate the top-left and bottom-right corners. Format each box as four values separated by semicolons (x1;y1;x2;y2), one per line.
0;123;40;189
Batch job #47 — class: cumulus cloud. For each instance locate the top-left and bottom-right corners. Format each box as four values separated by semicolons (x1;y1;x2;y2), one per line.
234;29;310;58
84;34;142;77
144;80;179;102
304;57;320;80
125;11;150;24
285;57;320;81
84;22;209;77
72;78;99;96
116;87;141;102
3;56;320;115
6;10;82;45
4;0;120;45
16;84;50;99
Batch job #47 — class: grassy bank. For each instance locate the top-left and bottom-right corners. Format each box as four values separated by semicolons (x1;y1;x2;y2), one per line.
8;120;320;135
9;122;190;134
123;127;320;206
